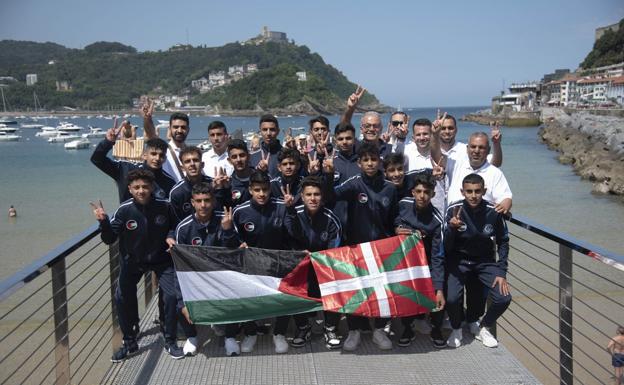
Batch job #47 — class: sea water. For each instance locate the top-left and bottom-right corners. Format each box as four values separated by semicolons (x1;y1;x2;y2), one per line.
0;106;623;281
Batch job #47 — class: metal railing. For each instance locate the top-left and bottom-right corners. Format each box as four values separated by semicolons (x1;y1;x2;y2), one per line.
0;224;157;385
0;215;622;385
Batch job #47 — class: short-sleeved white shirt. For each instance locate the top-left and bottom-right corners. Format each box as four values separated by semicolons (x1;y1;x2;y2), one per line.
447;160;512;205
202;149;234;178
404;141;432;172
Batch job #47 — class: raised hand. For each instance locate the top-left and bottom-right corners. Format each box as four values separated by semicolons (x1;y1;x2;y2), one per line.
347;85;366;109
431;157;445;180
322;148;335;174
491;121;502;144
89;200;107;221
221;206;233;230
432;110;448;135
212;167;231;189
105;118;123;142
280;184;295;207
308;152;320;174
140;97;155;119
449;206;465;229
256;151;270;172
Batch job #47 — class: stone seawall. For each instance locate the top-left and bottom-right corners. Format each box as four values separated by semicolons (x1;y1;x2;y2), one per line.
539;107;624;198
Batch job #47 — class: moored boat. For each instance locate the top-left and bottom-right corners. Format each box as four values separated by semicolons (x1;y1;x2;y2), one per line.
0;132;21;141
48;132;80;143
64;138;91;149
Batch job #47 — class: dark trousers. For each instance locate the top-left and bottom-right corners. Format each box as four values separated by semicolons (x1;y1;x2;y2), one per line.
465;273;488;323
401;309;444;330
446;260;511;329
173;273;197;338
346;315;388;330
116;260;178;344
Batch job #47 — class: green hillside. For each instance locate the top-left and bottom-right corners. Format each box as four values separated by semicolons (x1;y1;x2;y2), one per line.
0;40;382;113
580;18;624;69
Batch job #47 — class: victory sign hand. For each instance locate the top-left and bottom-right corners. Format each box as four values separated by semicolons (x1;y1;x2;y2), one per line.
449;206;465;229
347;85;366;109
221;206;233;230
256;151;270;172
89;200;107;221
281;184;295;207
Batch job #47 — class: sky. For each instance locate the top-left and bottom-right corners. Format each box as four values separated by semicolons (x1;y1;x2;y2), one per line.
1;0;623;108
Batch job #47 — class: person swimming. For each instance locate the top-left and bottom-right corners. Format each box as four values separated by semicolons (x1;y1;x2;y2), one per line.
8;205;16;217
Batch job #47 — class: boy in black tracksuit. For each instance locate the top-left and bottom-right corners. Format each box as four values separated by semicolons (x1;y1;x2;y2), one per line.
269;147;306;206
249;114;282;178
444;173;511;349
91;169;184;362
226;139;254;207
170;182;239;356
231;170;299;354
330;141;399;351
393;173;447;348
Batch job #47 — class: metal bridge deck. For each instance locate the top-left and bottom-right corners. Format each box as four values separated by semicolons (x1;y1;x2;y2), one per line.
102;298;541;385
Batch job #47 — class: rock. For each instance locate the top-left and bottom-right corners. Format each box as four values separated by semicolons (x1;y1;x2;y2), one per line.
592;181;611;195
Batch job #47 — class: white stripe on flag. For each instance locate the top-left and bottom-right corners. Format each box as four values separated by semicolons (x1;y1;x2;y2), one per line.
360;242;391;317
176;271;281;302
318;265;431;296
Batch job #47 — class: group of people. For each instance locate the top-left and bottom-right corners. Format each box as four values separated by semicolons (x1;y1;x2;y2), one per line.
90;87;514;362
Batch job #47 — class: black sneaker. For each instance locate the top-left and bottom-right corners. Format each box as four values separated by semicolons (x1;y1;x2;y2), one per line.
398;328;415;347
132;323;141;341
111;341;138;363
324;326;343;350
164;343;185;360
290;325;312;348
430;328;446;349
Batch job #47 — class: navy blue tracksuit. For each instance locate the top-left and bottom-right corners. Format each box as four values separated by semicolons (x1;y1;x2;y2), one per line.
249;140;282;178
229;168;254;207
99;197;179;344
168;175;230;221
444;200;511;329
329;148;360;241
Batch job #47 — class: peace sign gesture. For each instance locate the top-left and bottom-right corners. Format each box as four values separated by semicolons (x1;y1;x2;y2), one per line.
315;130;330;154
89;200;107;221
308;152;320;174
347;85;366;109
322;147;336;174
105;118;123;143
432;109;448;135
490;121;502;144
431;157;446;180
256;150;270;172
221;206;233;230
212;166;231;189
140;97;155;119
449;206;465;229
280;184;295;207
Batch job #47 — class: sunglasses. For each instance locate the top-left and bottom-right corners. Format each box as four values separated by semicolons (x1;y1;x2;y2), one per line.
391;121;404;127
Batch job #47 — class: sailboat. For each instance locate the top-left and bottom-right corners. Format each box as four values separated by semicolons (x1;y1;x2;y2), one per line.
0;86;18;125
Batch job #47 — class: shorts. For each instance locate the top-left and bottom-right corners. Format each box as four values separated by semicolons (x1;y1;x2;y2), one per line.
614;352;624;368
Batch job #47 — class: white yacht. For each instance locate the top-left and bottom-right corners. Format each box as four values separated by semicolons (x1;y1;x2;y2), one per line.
48;132;80;143
0;124;18;133
64;138;91;149
35;126;61;137
0;132;21;141
20;123;44;129
56;122;84;132
81;126;106;138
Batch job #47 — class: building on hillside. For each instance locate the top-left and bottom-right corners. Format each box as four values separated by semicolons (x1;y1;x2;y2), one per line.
296;71;307;82
191;77;209;89
56;80;72;92
244;26;288;45
228;65;244;76
577;77;610;103
543;74;579;107
26;74;38;86
605;76;624;106
0;76;17;85
208;71;226;87
492;82;539;112
595;22;620;41
246;64;258;73
542;69;570;84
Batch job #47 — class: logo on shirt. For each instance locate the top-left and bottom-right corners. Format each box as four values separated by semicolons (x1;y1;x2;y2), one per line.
232;190;242;201
320;231;329;241
333;171;341;181
483;224;494;235
191;237;202;246
154;215;167;225
154;189;165;199
458;223;467;232
381;197;390;207
273;217;282;227
244;222;255;232
358;193;368;204
183;202;192;213
126;220;138;230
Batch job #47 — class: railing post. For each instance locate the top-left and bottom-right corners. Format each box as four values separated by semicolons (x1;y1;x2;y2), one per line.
109;242;122;351
559;244;573;385
51;260;70;385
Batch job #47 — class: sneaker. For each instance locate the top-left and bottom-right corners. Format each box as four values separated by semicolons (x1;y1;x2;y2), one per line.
224;337;240;356
164;342;185;360
446;328;463;348
398;327;415;347
290;325;311;348
430;328;446;349
240;335;257;353
273;334;289;354
212;324;226;337
413;318;432;334
468;321;480;336
183;336;198;356
111;341;138;362
343;330;361;351
476;326;498;348
324;326;342;350
372;328;393;350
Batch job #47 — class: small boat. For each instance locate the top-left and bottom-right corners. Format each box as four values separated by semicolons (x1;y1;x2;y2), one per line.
48;132;80;143
0;132;21;141
0;118;18;125
56;122;84;131
290;126;305;131
81;126;106;138
64;138;91;149
20;123;44;129
0;124;18;133
35;126;61;137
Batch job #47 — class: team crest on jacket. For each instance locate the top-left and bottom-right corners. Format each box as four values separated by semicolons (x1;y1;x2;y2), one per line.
126;220;138;230
155;215;167;225
273;217;283;227
358;193;368;204
183;202;192;212
333;171;341;181
458;223;467;232
381;197;390;207
320;231;329;241
483;224;494;235
232;190;242;200
244;222;255;232
191;237;202;246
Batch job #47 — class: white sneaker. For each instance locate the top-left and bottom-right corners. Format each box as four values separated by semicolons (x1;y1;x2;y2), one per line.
468;321;480;336
446;328;463;348
476;326;498;348
211;324;225;337
224;337;240;356
183;337;198;356
240;335;257;353
343;330;361;351
413;318;432;334
273;334;289;354
372;328;393;350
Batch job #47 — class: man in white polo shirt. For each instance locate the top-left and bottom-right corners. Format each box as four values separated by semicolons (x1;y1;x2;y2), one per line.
202;121;233;178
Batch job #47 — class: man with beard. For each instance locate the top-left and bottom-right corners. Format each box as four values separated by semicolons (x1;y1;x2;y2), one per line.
382;111;410;154
249;114;282;178
202;121;233;178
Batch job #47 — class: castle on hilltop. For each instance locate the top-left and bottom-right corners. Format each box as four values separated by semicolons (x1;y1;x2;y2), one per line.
244;26;288;45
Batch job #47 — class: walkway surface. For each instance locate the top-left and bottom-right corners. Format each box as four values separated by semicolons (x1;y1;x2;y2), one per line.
102;299;541;385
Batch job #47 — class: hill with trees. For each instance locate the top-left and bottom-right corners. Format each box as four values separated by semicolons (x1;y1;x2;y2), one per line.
580;18;624;69
0;39;384;113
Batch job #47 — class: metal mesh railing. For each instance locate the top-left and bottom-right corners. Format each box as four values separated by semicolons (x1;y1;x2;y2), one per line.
0;225;157;385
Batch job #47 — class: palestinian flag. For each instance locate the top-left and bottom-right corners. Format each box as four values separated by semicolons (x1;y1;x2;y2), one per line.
310;234;436;317
171;245;322;324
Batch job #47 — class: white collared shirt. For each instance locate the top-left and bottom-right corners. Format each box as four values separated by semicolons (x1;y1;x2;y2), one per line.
202;148;234;177
404;141;432;172
447;160;512;205
163;140;183;182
